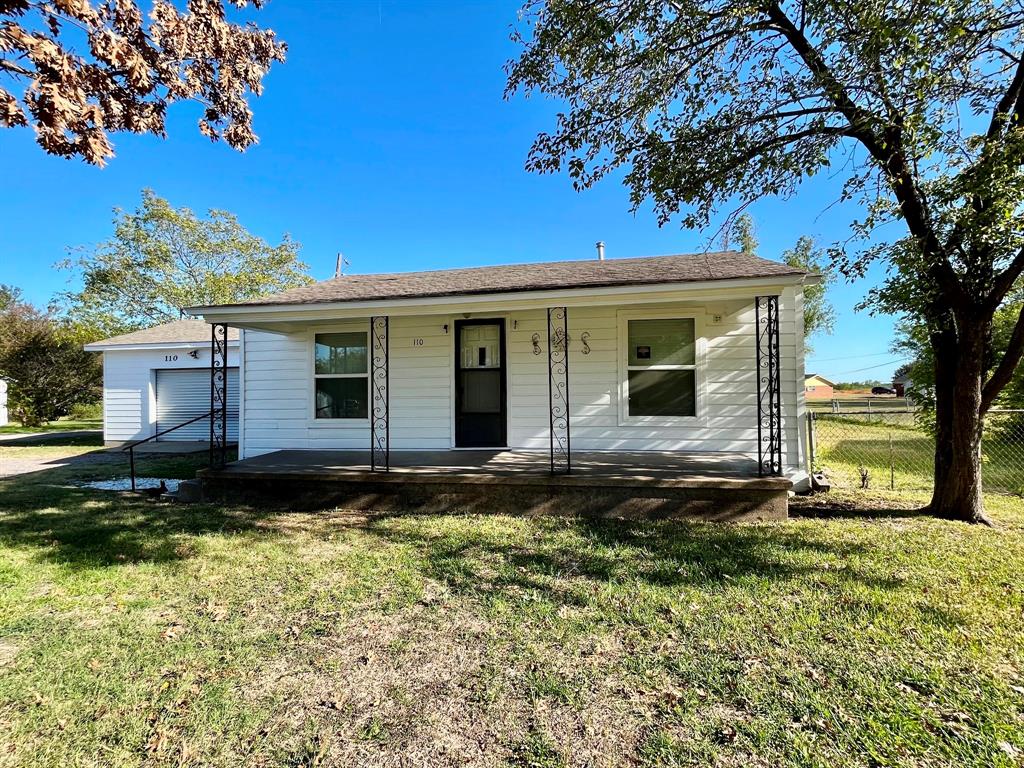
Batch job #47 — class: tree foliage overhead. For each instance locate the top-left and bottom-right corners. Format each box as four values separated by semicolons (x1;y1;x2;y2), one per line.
729;213;835;351
59;189;312;336
508;0;1024;521
0;0;286;166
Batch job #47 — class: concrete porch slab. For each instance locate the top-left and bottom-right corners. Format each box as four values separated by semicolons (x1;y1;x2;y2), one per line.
198;450;791;521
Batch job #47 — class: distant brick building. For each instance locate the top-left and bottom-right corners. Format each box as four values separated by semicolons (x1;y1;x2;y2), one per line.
804;373;836;400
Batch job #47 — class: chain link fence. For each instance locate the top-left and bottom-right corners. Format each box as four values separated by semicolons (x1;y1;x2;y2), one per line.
809;409;1024;496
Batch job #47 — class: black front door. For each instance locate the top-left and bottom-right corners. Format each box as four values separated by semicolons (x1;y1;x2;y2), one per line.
455;319;507;447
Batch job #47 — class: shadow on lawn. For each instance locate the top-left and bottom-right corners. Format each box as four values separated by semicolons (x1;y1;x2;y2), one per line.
0;453;269;568
0;431;104;447
358;512;903;605
788;492;928;520
2;446;906;596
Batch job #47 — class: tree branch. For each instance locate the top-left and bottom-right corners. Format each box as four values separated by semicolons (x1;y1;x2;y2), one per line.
764;0;970;311
762;2;884;155
987;246;1024;311
988;53;1024;139
982;301;1024;410
0;57;35;79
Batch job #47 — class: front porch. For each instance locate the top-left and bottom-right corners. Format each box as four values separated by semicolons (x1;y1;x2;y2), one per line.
198;449;792;521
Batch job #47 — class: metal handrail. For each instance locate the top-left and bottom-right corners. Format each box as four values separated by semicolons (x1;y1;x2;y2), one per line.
122;410;214;492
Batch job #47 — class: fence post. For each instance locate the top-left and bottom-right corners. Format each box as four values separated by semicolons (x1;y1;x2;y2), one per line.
889;431;895;490
808;412;816;472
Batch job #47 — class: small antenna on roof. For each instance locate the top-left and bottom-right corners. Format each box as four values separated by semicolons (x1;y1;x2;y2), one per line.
334;252;350;278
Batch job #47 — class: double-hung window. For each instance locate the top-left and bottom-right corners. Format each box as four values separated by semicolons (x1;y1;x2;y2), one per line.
623;317;698;420
314;331;368;419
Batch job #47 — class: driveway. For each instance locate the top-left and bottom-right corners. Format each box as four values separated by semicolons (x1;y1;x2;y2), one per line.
0;432;117;479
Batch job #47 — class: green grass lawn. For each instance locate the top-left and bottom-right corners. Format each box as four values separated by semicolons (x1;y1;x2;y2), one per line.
0;416;102;435
0;448;1022;766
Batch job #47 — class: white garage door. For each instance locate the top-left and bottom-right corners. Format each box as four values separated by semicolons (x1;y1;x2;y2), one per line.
155;368;239;441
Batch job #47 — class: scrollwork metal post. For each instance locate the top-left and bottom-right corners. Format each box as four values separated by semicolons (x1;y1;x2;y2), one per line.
370;316;390;471
209;323;229;469
755;296;783;476
547;307;571;474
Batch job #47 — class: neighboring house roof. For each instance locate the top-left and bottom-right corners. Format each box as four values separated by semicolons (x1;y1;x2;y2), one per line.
84;319;239;350
190;252;807;310
805;373;836;387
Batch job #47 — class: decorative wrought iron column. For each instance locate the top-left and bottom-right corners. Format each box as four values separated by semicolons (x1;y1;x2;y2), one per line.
209;323;229;469
370;316;390;471
547;306;571;474
755;296;783;476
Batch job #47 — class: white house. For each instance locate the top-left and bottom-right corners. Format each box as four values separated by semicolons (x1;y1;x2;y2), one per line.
0;379;8;427
189;251;813;498
85;319;239;445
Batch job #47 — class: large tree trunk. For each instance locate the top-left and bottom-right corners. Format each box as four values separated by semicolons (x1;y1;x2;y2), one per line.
927;321;989;524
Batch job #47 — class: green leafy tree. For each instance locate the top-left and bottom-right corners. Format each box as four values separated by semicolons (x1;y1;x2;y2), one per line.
0;293;101;427
896;288;1024;414
508;0;1024;523
59;190;313;336
785;236;836;353
0;284;22;312
729;214;835;351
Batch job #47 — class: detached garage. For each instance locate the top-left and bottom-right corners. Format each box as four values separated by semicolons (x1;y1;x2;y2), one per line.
85;320;239;445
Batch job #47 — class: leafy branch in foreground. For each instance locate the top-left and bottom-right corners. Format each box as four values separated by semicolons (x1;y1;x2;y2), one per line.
0;0;286;165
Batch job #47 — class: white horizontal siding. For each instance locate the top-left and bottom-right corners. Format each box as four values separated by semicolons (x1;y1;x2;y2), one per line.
240;292;807;484
100;345;239;444
241;317;452;457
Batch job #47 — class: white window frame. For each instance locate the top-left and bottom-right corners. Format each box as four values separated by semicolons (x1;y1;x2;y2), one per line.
617;310;705;427
309;324;371;424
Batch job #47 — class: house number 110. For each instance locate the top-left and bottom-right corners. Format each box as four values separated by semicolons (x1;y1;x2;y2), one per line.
412;338;424;346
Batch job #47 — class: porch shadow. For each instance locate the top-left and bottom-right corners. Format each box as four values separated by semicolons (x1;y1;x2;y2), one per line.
356;512;904;606
0;452;260;568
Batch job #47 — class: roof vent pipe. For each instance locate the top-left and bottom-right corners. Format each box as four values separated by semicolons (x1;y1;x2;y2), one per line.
596;241;605;261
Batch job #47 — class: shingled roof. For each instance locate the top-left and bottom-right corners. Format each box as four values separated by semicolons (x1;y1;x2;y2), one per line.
85;319;239;349
193;252;805;310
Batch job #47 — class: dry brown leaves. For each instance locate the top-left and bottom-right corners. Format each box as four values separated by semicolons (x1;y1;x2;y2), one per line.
0;0;285;165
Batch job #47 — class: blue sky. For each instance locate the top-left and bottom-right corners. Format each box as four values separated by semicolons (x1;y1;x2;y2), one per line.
0;1;906;383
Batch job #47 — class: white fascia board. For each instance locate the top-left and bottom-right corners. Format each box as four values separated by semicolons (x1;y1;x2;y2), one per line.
189;275;806;325
83;339;240;352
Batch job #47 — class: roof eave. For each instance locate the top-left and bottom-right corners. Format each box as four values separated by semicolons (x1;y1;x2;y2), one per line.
84;339;240;352
187;273;808;319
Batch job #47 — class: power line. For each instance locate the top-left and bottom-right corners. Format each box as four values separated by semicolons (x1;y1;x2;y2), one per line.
832;357;912;375
807;350;897;363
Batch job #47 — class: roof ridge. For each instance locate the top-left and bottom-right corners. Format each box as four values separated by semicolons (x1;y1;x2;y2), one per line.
320;251;745;283
189;250;805;312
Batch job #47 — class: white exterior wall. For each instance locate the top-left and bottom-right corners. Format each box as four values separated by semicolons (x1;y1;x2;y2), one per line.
240;291;808;486
99;344;239;444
